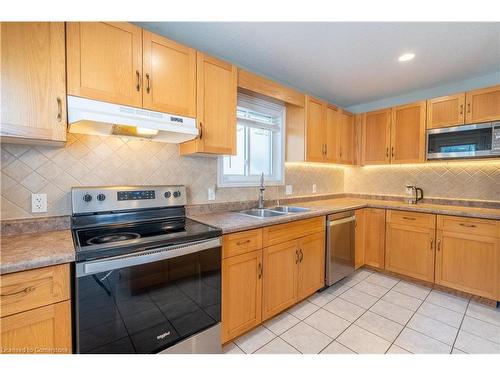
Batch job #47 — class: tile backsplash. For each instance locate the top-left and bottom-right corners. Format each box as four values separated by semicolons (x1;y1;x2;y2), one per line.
0;134;344;219
1;134;499;220
344;162;500;202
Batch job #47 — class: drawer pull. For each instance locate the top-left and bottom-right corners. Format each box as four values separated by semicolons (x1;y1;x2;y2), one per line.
403;216;416;220
295;250;299;264
236;239;251;246
430;238;433;250
437;239;441;252
299;249;304;263
258;262;263;279
1;286;35;297
459;223;477;228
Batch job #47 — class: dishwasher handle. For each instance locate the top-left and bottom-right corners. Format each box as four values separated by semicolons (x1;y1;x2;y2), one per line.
328;216;355;226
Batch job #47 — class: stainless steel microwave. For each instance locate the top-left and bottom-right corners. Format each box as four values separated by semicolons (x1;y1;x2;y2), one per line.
426;122;500;160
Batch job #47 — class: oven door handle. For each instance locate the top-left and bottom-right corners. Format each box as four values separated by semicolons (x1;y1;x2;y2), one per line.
76;237;221;277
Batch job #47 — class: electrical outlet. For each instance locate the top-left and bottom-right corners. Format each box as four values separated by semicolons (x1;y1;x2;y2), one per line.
208;187;216;201
312;184;317;193
285;185;293;195
31;193;47;213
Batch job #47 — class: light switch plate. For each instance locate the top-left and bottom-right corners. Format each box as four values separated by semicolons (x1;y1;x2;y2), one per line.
31;193;47;213
208;187;216;201
285;185;293;195
312;184;317;193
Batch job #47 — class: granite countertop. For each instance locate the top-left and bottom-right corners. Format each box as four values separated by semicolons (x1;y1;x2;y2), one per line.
0;230;75;275
189;197;500;234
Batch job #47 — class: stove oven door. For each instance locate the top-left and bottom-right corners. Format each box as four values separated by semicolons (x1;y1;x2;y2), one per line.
74;238;221;354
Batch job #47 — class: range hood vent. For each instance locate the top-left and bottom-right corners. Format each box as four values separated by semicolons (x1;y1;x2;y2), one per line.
67;96;198;143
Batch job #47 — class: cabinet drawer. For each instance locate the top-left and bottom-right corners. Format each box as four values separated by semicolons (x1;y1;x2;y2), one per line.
263;216;325;247
222;229;263;259
0;264;70;318
387;210;436;229
437;215;499;238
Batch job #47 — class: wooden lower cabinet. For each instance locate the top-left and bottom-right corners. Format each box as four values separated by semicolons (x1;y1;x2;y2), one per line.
354;209;365;269
222;250;262;343
297;232;325;300
0;300;71;354
435;216;499;300
385;223;435;282
262;240;299;321
363;208;386;269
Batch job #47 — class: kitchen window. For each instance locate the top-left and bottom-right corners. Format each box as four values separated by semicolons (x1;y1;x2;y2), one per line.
218;92;285;187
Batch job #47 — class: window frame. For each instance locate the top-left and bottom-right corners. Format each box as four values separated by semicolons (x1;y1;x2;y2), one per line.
217;98;286;188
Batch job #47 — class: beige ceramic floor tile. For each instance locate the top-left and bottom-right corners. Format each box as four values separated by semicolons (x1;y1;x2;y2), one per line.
460;316;500;344
394;328;452;354
321;341;356;354
255;337;300;354
325;282;351;297
304;308;351;339
407;313;459;345
382;290;423;311
308;291;336;307
369;299;414;325
222;342;244;354
355;310;404;342
337;324;391;354
466;301;500;327
365;273;400;289
323;297;366;322
287;300;320;320
392;280;431;300
352;280;390;298
280;322;332;354
454;330;500;354
339;288;379;309
263;311;300;336
386;344;411;354
426;290;469;314
417;301;464;328
234;325;276;353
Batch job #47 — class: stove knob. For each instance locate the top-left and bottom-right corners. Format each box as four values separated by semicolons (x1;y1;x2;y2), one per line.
173;190;181;198
97;194;106;202
164;191;172;199
83;194;92;202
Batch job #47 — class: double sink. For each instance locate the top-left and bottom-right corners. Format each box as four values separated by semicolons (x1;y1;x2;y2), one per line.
237;206;311;218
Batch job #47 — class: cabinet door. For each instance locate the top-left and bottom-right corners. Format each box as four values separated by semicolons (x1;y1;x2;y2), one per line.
222;250;262;343
66;22;143;107
1;22;66;144
435;231;498;300
385;224;435;282
354;209;365;269
426;93;465;129
339;110;354;164
390;101;426;163
325;104;340;162
364;209;386;269
465;85;500;123
306;97;326;162
0;301;71;354
262;240;298;320
361;109;391;164
297;232;325;300
180;52;237;155
142;31;196;117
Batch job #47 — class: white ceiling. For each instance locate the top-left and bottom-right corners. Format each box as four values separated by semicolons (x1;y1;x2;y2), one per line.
137;22;500;108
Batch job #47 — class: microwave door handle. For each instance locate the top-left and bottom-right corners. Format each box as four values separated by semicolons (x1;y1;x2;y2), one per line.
76;237;221;277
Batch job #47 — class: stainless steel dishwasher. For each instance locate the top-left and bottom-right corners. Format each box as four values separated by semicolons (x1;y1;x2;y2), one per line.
326;210;356;286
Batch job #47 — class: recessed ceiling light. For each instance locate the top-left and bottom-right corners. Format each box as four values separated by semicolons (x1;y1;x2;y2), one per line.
398;53;415;62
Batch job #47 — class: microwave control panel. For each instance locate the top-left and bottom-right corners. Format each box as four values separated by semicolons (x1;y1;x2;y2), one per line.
493;122;500;153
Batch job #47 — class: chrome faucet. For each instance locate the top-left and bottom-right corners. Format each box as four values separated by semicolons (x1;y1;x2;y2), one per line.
258;172;265;209
406;185;424;204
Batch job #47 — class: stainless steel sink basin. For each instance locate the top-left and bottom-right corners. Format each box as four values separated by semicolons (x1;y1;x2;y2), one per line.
237;208;288;218
268;206;311;213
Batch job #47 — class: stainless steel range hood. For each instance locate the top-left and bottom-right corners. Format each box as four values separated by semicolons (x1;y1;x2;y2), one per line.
67;96;198;143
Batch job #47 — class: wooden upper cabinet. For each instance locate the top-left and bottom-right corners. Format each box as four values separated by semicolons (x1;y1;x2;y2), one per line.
325;105;341;162
361;109;391;164
0;22;66;145
142;31;196;117
426;93;465;129
66;22;143;107
305;96;327;162
465;85;500;123
180;52;237;155
339;110;355;164
390;101;426;163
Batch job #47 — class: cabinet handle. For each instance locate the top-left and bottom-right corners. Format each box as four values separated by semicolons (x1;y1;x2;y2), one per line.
459;223;476;228
459;104;464;115
402;216;416;221
236;239;250;246
467;103;471;113
386;147;389;158
199;122;203;139
391;146;395;158
0;286;35;297
340;146;342;159
56;97;62;122
146;73;151;94
430;238;433;250
295;250;299;264
299;249;304;263
136;70;141;91
258;262;263;279
437;239;441;252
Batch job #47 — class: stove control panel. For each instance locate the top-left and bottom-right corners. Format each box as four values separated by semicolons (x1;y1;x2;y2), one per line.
72;185;187;215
